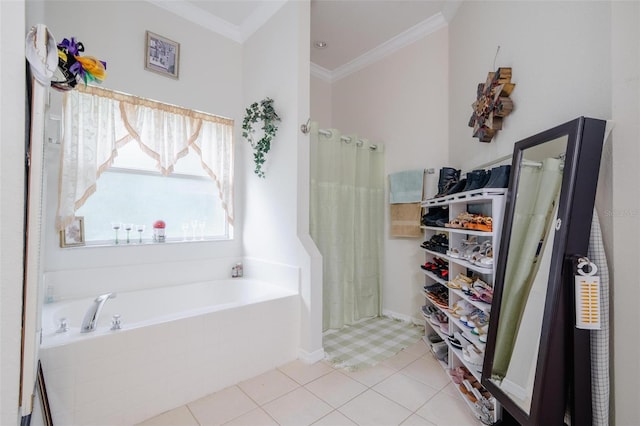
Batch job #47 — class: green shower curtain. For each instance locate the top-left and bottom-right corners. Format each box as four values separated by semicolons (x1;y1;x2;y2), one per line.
309;122;384;331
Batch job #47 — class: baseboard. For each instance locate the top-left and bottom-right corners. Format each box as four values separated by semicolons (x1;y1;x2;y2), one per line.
382;309;423;326
298;347;325;364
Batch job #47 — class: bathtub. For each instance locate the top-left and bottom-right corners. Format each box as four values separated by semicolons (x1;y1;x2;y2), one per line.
39;279;300;425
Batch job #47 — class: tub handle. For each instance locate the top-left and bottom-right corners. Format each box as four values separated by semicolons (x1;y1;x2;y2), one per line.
111;314;122;330
56;317;69;333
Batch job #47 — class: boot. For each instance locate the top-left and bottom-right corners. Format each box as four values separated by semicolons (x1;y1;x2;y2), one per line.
484;165;511;188
443;179;467;197
435;167;460;197
463;169;489;192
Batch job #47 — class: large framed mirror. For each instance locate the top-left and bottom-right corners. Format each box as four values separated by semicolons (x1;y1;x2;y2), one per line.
482;117;606;425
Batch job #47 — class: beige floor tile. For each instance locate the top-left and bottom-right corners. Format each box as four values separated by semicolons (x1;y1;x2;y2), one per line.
343;364;396;387
278;360;334;385
338;389;412;426
187;385;257;425
400;355;450;390
135;405;198;426
222;408;278;426
238;369;299;405
441;381;460;398
403;340;429;357
312;410;358;426
305;370;368;408
373;372;440;411
262;387;333;426
382;349;422;371
401;413;437;426
416;392;480;426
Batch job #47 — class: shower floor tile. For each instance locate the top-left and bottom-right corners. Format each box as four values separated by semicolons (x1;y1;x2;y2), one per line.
136;348;483;426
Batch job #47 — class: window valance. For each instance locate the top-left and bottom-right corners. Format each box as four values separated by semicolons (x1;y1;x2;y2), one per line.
56;85;234;230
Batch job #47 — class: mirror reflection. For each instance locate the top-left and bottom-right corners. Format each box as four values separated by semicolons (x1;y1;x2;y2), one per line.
489;135;568;412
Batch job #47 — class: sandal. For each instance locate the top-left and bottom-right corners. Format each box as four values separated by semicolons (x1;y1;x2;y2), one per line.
475;216;493;232
463;344;485;366
449;300;475;318
446;273;473;289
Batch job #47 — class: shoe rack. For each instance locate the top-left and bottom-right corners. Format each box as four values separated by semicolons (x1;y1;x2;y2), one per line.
419;187;506;425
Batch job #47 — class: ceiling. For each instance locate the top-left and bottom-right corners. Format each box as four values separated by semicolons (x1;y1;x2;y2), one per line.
150;0;455;80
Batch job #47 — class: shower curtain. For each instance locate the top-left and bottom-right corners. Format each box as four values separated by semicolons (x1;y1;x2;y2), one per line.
492;158;564;377
309;122;385;331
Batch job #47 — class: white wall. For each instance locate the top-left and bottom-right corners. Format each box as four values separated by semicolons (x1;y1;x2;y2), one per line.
449;1;611;171
33;0;245;300
329;28;449;323
310;75;332;127
242;1;322;359
1;2;26;424
449;1;639;424
610;1;640;424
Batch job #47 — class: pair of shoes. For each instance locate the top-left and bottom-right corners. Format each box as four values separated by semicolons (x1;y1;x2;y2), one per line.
462;344;485;366
445;212;476;229
448;299;475;318
427;332;443;344
463;215;493;232
421;233;448;254
469;278;493;304
425;291;449;310
421;305;439;318
449;366;471;384
421;257;449;279
421;207;449;226
448;335;464;350
469;242;494;268
463;169;492;192
484;164;511;188
434;167;461;197
461;310;489;329
431;341;448;360
446;273;473;290
461;165;511;194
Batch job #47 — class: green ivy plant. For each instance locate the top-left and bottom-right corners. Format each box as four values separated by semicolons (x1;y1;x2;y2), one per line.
242;97;281;178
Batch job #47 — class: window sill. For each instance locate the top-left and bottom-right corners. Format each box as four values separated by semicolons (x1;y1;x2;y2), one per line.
60;237;231;249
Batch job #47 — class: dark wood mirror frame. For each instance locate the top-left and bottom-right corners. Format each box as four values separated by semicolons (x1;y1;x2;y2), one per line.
481;117;606;426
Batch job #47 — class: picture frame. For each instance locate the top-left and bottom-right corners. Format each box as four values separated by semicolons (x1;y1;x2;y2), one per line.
144;31;180;79
60;216;85;247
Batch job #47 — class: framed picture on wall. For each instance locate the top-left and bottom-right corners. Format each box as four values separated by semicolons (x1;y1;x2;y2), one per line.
60;216;85;248
144;31;180;79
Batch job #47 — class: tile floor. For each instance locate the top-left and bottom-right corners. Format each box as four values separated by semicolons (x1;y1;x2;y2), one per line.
137;341;480;426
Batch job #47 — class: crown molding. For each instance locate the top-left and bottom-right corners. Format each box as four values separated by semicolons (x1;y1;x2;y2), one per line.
240;0;287;42
315;12;448;83
310;62;333;83
146;0;286;44
146;0;242;43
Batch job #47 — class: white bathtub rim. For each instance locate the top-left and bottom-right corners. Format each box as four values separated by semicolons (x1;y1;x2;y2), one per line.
41;278;297;349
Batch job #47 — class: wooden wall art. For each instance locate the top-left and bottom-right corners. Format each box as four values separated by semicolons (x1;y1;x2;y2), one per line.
468;67;515;142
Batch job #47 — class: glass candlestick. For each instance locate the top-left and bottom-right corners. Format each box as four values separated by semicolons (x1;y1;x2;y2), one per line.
136;224;145;243
111;222;121;244
124;223;133;244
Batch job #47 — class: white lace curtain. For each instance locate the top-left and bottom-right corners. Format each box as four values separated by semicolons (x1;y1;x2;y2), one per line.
56;85;234;230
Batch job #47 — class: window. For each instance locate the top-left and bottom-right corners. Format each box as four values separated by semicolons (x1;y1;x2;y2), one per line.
57;85;234;245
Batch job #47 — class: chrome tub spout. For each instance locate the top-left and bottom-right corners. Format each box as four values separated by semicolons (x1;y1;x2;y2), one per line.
81;292;116;333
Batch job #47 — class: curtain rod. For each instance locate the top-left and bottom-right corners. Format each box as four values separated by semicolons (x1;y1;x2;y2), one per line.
318;128;378;151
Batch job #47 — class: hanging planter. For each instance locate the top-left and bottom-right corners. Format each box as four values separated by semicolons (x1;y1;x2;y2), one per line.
242;97;281;178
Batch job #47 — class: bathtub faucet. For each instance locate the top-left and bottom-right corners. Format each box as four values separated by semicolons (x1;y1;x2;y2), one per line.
81;292;116;333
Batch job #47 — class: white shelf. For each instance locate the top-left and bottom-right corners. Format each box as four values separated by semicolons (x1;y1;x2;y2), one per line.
450;287;491;314
419;189;504;425
421;188;507;207
451;377;500;425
